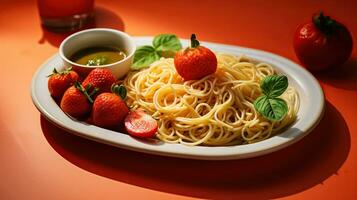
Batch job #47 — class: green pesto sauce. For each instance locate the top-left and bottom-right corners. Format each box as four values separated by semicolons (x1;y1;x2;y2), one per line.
71;46;126;66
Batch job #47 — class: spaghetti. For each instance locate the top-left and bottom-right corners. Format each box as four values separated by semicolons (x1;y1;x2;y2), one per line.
123;53;299;146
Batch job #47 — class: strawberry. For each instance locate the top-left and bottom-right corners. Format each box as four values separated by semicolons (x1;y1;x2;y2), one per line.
124;109;158;138
174;34;217;80
82;68;116;95
47;67;79;99
72;66;93;79
92;84;129;129
60;82;97;119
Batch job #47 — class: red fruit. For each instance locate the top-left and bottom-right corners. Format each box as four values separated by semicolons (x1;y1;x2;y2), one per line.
60;82;94;119
72;66;93;79
125;109;158;138
174;34;217;80
92;92;129;129
294;12;353;71
48;67;79;99
82;68;116;94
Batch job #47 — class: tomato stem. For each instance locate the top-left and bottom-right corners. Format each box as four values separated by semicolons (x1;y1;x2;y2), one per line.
190;34;200;48
313;12;340;36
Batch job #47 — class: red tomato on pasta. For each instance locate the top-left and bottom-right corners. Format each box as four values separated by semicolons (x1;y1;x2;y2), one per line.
174;34;217;80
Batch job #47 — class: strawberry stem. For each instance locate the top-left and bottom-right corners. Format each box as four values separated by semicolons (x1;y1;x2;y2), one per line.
190;34;200;48
74;81;97;104
111;84;127;100
85;84;92;91
47;66;73;77
47;68;58;77
89;87;99;97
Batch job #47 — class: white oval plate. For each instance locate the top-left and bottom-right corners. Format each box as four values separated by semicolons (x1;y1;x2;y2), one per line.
31;37;324;160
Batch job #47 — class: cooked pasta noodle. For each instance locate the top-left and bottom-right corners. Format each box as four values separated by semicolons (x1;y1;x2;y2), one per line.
123;53;299;146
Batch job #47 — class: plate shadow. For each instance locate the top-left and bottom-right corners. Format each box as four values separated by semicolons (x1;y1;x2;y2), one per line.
38;6;125;48
40;100;350;199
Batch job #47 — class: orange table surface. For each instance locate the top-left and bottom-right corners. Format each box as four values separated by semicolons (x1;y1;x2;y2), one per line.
1;0;357;199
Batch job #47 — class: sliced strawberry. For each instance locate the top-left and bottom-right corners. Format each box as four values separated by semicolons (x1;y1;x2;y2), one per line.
124;109;158;138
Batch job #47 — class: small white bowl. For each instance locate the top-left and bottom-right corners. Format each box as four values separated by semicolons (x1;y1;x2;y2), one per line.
59;28;136;78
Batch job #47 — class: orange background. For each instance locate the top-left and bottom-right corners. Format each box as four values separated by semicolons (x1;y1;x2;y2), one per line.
1;0;357;199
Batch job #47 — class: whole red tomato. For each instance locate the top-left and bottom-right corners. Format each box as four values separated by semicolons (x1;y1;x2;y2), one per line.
293;12;353;71
174;34;217;80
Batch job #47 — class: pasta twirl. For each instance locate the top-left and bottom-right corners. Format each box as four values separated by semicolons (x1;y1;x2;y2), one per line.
123;53;299;146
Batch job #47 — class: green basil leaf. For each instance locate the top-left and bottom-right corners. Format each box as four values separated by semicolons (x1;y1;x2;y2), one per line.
261;75;288;98
153;34;182;57
132;45;160;70
254;96;288;121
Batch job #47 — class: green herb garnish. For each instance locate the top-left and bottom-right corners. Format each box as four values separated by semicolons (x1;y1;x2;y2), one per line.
87;55;108;66
254;75;289;121
132;34;182;70
132;46;160;70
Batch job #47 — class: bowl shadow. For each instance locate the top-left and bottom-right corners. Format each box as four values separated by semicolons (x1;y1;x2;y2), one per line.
38;6;125;48
40;100;350;199
314;58;357;91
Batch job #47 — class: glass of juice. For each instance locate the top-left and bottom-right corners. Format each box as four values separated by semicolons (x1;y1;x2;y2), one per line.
37;0;95;32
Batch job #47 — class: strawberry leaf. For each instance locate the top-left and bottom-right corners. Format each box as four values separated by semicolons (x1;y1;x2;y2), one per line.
112;84;127;100
47;66;73;77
